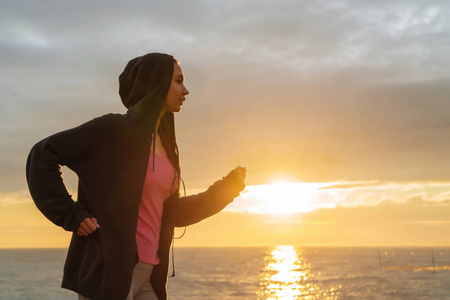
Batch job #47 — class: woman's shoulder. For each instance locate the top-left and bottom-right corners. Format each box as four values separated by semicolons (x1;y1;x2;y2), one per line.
94;112;127;123
82;113;127;130
52;113;129;143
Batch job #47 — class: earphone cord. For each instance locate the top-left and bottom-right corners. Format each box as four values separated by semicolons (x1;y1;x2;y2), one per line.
169;175;187;278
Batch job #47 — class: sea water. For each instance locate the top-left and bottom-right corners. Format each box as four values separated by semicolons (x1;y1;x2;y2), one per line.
1;247;449;299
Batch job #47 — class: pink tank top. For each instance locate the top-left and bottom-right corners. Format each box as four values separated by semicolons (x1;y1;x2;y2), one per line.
136;149;175;264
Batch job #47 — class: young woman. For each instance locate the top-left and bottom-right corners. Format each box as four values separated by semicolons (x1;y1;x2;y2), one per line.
26;53;246;300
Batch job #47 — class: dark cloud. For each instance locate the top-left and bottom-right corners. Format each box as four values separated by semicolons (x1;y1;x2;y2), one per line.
1;0;450;192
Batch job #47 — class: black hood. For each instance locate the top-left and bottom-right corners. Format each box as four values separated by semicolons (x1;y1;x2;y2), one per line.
119;52;174;109
119;52;180;175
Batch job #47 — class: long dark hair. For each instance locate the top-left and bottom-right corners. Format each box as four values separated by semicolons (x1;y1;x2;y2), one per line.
159;111;181;179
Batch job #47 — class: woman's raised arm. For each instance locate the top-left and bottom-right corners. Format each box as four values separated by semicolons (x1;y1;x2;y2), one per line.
174;167;246;227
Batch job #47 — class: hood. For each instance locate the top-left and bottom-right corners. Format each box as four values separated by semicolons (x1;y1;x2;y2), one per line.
119;52;174;109
118;52;180;175
119;53;174;128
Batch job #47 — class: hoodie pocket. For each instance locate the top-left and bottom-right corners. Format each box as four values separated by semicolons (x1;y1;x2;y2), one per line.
70;231;105;290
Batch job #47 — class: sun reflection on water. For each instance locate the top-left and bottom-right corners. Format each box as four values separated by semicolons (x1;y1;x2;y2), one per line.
258;245;339;299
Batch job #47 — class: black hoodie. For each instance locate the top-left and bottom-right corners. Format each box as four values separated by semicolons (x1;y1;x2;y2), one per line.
26;53;244;300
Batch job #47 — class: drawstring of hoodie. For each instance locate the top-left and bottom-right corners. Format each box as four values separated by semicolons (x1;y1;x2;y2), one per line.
151;129;157;172
169;175;186;278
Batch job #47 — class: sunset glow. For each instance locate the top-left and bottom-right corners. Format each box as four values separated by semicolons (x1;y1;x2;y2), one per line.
2;0;450;250
232;181;336;214
3;181;450;248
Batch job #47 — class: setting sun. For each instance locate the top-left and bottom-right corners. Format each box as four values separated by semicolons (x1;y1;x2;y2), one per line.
232;181;336;214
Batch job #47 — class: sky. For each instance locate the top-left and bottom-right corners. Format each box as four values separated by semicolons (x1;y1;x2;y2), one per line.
1;0;450;248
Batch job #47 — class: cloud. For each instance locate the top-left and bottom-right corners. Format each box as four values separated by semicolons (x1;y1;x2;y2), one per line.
0;191;32;204
226;181;450;214
3;182;450;247
2;0;450;194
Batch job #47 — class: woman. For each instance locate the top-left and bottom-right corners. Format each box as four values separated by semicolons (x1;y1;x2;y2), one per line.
26;53;246;300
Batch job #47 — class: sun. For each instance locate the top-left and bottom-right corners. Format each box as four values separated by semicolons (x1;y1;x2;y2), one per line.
235;181;334;214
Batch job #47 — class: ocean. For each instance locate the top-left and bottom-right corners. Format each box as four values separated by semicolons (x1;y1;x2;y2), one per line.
1;246;449;299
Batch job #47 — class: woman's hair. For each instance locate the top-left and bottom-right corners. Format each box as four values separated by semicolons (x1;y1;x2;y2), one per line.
159;113;180;176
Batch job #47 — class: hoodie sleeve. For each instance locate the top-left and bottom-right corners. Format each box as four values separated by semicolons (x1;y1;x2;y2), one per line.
174;169;245;227
25;117;107;232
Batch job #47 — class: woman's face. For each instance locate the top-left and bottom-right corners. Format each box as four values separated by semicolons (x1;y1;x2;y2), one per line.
163;62;189;113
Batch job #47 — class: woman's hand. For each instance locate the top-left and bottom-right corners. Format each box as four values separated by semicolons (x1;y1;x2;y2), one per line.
233;166;247;183
77;217;100;236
